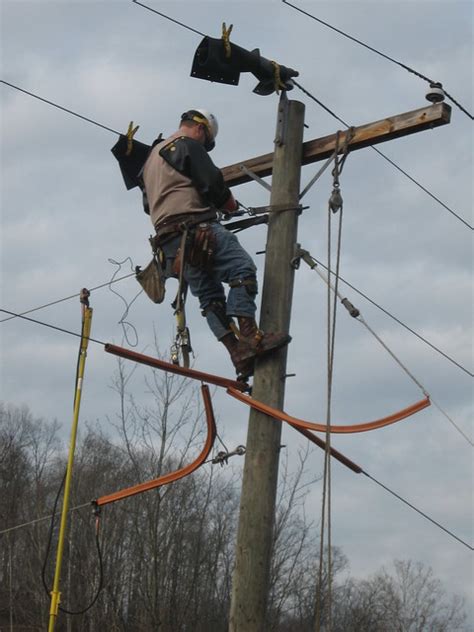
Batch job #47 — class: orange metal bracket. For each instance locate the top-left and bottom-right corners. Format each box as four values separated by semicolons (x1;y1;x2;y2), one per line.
226;388;430;434
105;343;249;392
94;384;216;506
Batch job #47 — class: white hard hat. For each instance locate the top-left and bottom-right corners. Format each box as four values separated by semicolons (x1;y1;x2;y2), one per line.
181;108;218;151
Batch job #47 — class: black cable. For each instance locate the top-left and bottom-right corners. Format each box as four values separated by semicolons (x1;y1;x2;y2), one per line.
294;80;473;231
0;273;135;323
307;255;473;378
1;80;121;135
0;309;106;346
362;471;473;551
131;0;205;37
41;331;104;615
41;473;104;614
283;0;474;120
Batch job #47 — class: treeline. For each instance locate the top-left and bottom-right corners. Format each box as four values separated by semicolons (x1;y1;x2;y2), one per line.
0;361;467;631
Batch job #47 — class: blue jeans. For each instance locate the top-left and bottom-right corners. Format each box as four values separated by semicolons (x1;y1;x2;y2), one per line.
161;221;257;339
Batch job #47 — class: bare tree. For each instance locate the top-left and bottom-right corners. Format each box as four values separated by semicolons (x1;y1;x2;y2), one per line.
332;559;468;632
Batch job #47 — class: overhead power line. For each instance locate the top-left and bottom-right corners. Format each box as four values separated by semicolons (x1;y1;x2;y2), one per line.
0;241;470;377
1;9;471;356
0;309;106;346
0;272;135;323
2;304;472;447
310;256;473;378
131;0;205;37
282;0;474;121
128;2;472;230
0;80;121;135
294;80;473;231
0;307;472;548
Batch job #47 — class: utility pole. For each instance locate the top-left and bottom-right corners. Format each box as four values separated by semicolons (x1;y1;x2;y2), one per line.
226;100;451;631
229;95;305;631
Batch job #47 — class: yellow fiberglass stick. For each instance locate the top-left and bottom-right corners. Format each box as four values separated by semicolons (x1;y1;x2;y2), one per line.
48;294;93;632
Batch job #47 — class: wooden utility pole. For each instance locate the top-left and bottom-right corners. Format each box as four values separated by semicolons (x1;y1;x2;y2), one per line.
225;100;451;631
229;95;305;631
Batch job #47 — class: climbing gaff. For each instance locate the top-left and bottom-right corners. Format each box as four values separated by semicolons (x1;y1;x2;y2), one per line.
48;290;93;632
93;384;217;506
104;343;250;392
226;387;431;434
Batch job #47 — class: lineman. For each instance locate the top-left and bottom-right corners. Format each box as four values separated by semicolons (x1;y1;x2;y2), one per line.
141;108;290;379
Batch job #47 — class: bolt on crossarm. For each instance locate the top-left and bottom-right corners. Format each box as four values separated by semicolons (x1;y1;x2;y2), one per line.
229;95;305;631
48;292;93;632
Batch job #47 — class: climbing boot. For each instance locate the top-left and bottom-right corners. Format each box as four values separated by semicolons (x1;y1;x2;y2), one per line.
236;316;291;360
220;332;255;380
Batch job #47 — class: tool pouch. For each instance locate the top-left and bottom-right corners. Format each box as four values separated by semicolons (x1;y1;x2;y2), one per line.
187;223;216;270
136;257;166;304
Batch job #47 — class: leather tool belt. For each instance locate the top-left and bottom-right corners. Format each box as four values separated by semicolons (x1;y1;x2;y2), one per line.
154;209;218;244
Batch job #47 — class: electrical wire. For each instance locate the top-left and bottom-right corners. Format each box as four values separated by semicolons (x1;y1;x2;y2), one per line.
0;272;135;324
1;245;469;377
363;471;473;550
0;80;121;135
0;309;106;346
282;0;474;120
41;471;103;615
128;2;472;229
308;255;473;378
131;0;205;37
293;80;473;231
2;452;471;550
2;65;470;231
0;503;91;537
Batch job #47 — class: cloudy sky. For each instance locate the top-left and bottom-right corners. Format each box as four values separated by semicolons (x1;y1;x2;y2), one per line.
1;0;473;622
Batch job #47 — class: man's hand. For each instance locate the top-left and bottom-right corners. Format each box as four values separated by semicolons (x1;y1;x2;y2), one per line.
221;194;245;219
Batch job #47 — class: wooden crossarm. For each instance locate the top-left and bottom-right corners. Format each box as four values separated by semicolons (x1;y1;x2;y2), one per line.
222;102;451;187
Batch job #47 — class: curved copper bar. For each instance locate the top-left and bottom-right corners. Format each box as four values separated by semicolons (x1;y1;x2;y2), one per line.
105;343;249;392
95;384;217;506
226;387;430;434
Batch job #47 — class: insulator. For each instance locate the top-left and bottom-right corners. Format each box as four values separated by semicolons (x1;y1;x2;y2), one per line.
425;82;445;104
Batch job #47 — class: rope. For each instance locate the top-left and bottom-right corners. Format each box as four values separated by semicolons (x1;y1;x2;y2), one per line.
316;132;350;632
282;0;474;120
